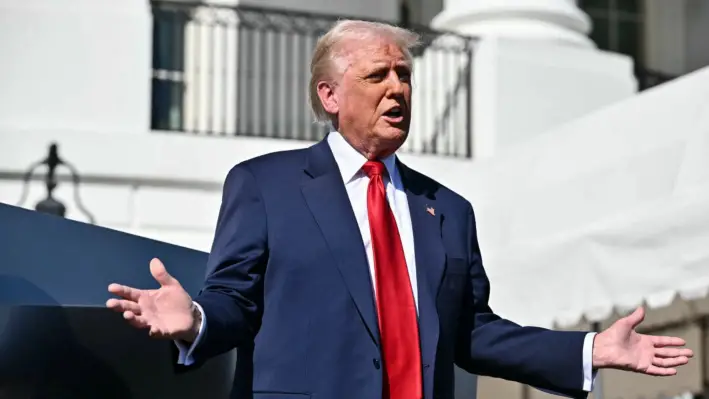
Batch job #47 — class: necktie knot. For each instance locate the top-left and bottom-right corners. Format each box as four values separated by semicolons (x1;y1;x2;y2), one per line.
362;160;386;179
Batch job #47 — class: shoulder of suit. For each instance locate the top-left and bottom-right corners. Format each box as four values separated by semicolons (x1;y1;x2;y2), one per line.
398;163;472;211
226;147;310;177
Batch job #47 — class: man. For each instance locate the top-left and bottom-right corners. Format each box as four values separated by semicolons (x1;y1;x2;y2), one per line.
107;20;692;399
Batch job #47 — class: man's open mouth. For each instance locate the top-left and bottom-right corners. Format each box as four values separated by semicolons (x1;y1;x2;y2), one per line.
383;106;405;122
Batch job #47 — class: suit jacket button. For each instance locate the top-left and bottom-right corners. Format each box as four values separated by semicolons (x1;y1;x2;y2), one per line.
373;359;381;369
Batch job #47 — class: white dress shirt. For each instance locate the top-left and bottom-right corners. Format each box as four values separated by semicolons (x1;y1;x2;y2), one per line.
327;131;419;310
176;131;596;394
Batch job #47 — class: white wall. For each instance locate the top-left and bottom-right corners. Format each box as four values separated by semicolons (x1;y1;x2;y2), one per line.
0;128;467;251
0;130;304;250
0;0;151;134
468;38;637;159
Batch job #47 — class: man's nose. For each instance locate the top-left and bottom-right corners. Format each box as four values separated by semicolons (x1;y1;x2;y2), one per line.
386;73;405;96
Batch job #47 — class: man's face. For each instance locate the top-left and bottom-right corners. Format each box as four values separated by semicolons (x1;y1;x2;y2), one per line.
320;38;412;158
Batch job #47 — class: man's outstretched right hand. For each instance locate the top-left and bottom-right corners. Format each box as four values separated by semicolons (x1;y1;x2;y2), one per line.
106;258;200;342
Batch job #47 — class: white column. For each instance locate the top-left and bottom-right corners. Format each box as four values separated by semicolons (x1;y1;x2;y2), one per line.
434;0;594;47
0;0;151;134
430;0;638;159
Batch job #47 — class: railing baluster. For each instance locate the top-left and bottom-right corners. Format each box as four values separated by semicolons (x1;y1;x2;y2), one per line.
245;28;255;137
149;0;477;158
192;12;201;134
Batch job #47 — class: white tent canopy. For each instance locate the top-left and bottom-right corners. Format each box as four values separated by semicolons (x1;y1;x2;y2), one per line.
466;67;709;329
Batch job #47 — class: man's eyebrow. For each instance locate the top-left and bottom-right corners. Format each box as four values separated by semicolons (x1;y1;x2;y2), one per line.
364;60;412;69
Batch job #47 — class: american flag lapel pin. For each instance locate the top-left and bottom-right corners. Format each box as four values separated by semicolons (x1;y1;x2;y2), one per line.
426;206;435;216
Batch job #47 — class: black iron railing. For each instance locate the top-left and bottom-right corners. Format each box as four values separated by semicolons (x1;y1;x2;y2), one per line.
150;1;476;158
635;66;677;91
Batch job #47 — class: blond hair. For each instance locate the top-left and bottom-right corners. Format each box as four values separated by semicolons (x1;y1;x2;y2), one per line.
308;20;420;124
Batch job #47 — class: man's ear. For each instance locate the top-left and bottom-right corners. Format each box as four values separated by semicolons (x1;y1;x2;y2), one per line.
316;81;339;115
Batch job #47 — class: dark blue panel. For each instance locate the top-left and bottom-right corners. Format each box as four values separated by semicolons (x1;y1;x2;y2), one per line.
0;203;236;398
0;202;209;306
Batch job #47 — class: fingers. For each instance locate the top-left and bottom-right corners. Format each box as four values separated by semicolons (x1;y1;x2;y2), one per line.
652;335;687;347
117;309;160;333
147;325;178;339
106;298;169;336
656;347;694;358
108;283;142;301
149;326;170;338
644;365;677;376
123;311;150;329
150;258;179;287
106;298;141;314
647;346;693;375
108;258;177;297
653;356;690;368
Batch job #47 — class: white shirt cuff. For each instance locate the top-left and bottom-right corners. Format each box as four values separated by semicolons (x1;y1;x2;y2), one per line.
582;332;598;392
174;301;206;366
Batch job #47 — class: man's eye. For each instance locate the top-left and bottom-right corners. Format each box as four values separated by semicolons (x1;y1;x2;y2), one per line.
367;70;387;81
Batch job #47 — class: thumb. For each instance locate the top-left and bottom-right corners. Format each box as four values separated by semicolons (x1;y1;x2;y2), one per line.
623;306;645;329
150;258;178;287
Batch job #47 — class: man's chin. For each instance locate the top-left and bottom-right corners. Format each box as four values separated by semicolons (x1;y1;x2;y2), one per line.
379;124;408;138
372;128;408;153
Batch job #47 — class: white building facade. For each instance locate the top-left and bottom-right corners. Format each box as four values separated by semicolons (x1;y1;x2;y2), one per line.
1;0;708;398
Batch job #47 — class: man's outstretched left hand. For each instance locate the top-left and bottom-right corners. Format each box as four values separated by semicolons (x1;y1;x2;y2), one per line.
592;307;693;376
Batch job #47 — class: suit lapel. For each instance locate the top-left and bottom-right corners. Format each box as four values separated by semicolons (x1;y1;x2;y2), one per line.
299;141;448;359
301;140;381;346
398;160;446;378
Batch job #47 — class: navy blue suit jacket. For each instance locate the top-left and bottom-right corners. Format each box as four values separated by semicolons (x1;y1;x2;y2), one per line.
188;138;589;399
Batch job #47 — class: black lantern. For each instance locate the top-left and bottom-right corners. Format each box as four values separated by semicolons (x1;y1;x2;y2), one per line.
17;142;95;224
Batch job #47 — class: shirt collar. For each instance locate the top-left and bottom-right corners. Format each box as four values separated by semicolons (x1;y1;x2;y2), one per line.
326;131;398;184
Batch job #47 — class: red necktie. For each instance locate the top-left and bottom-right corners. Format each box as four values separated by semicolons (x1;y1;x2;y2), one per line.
362;160;423;399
